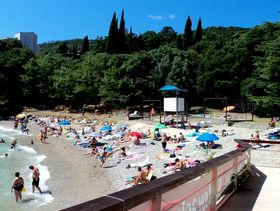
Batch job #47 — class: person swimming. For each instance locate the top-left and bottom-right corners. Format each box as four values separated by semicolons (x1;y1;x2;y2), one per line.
11;139;17;149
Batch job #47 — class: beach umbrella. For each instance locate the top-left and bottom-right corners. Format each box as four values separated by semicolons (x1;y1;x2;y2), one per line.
59;120;71;125
129;131;143;139
100;125;112;131
223;106;235;112
196;132;219;142
16;113;26;119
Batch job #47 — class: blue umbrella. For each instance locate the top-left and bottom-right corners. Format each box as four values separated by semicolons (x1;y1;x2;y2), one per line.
59;120;71;125
100;125;112;131
196;132;219;142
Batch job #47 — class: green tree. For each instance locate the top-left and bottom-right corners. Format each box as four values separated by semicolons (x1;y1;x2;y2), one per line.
136;34;145;51
57;41;69;54
21;54;64;106
142;31;159;51
127;27;137;53
81;35;90;54
0;39;33;104
194;18;203;44
119;9;127;53
106;12;119;54
183;16;193;49
158;26;177;46
176;34;184;50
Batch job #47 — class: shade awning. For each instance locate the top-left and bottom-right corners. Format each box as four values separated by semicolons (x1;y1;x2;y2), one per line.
159;85;186;92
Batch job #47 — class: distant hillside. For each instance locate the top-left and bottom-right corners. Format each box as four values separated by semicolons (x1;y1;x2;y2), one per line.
39;37;106;54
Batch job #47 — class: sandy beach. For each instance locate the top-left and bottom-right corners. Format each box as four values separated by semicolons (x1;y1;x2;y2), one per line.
1;111;279;211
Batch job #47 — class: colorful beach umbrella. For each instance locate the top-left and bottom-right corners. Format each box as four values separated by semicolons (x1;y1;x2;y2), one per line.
129;131;143;139
100;125;112;131
196;132;219;142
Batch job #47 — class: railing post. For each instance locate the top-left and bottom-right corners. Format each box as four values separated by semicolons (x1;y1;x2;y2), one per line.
210;167;218;211
152;195;162;211
248;148;251;165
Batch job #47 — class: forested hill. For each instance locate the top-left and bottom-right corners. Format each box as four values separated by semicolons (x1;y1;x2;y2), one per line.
0;16;279;116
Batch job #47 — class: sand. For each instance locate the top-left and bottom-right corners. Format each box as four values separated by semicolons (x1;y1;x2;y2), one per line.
1;111;279;210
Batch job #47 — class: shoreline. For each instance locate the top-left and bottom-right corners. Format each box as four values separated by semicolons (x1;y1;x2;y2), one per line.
0;112;277;210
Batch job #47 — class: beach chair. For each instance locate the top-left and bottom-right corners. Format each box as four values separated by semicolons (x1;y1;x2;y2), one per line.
129;111;138;117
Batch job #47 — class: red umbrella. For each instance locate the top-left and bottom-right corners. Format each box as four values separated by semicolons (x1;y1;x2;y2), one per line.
129;131;143;139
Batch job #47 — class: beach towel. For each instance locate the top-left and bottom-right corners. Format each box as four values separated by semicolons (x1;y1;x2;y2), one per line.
123;153;145;161
128;156;150;168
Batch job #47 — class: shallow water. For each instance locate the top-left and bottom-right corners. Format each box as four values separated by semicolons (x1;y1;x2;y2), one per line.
0;126;53;210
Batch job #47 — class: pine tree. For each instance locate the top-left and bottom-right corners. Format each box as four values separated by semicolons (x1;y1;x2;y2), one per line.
81;35;89;54
183;16;193;49
106;12;119;54
128;27;135;53
194;18;203;44
119;9;127;53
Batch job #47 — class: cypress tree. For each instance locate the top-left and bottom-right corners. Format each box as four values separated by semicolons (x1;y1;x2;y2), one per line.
81;35;89;54
119;9;127;53
194;18;203;44
106;12;119;54
183;16;193;49
128;27;135;53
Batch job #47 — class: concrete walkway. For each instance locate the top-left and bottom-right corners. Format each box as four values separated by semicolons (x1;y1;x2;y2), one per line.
220;166;280;211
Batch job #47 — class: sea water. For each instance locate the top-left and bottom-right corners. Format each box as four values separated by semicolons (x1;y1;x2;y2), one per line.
0;125;53;210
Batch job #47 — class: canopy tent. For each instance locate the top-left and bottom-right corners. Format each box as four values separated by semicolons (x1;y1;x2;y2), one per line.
159;85;187;92
159;85;187;128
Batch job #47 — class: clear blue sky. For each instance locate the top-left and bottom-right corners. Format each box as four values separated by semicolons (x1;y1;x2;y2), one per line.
0;0;279;43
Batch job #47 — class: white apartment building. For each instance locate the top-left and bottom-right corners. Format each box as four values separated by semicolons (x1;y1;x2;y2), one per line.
15;32;39;53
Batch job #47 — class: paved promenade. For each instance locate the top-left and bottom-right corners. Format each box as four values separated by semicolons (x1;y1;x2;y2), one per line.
220;165;280;211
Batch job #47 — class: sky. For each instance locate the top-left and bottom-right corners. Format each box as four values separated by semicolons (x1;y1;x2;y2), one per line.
0;0;280;43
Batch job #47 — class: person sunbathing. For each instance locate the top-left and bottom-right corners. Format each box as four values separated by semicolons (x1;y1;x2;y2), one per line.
143;129;152;138
134;167;148;185
119;147;127;157
178;132;185;142
174;158;186;171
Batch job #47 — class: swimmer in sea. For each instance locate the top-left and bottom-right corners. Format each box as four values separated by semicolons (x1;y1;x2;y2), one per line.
11;139;17;149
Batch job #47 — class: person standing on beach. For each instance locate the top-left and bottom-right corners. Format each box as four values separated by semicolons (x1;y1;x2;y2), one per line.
11;172;24;202
29;165;42;193
161;133;168;152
